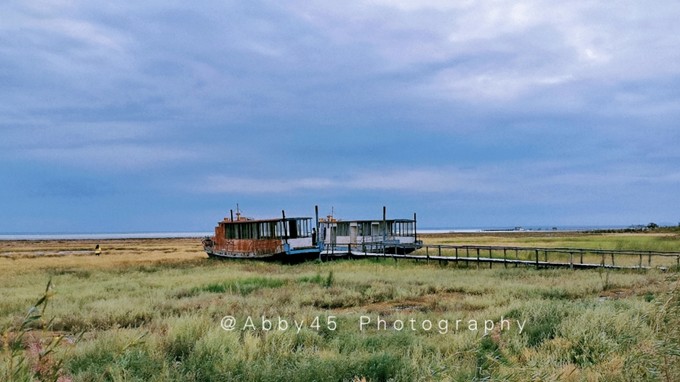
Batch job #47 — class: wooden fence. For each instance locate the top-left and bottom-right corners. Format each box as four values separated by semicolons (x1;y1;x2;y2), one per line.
324;243;680;270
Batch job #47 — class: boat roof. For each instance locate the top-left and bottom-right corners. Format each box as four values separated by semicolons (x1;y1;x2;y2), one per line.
321;218;415;223
220;216;312;224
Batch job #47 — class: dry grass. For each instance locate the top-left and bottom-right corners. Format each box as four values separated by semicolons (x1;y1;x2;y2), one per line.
0;234;678;381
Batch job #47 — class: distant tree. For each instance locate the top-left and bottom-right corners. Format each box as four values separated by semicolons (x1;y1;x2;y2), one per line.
647;222;659;230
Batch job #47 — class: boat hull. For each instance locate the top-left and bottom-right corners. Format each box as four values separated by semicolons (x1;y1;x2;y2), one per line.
205;248;321;261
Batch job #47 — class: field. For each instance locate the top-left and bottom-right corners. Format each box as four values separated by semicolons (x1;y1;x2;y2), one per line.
1;232;679;381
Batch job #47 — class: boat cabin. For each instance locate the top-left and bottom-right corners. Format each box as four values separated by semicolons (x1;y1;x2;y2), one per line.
319;215;421;254
204;214;319;259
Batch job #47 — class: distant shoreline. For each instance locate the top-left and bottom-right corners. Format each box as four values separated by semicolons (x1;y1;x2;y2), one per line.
0;226;642;241
0;232;212;241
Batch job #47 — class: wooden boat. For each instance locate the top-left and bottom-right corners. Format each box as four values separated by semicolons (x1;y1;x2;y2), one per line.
203;209;321;260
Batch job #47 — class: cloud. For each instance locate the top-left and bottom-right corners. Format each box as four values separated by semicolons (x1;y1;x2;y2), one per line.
24;144;197;171
284;0;680;107
197;167;501;195
2;1;680;231
195;160;680;212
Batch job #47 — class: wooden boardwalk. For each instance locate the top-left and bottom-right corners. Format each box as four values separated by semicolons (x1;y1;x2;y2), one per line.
322;244;680;271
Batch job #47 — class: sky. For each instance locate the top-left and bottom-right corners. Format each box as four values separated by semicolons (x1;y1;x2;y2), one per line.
1;1;679;233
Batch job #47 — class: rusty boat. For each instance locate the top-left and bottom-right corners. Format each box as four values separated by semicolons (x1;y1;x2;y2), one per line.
203;206;423;260
202;209;322;260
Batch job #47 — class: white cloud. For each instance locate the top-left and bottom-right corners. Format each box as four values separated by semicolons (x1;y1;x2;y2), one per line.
196;161;679;206
285;0;680;105
198;167;498;194
26;144;199;171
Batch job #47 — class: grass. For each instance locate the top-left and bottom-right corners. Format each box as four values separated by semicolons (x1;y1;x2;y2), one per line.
0;233;679;381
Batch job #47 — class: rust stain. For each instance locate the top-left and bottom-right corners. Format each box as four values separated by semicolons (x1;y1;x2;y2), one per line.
212;224;282;255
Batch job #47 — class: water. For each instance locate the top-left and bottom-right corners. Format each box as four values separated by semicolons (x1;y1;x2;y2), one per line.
0;226;631;241
0;232;212;241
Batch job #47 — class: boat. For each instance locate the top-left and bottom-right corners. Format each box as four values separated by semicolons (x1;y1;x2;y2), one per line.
202;208;322;260
318;207;423;255
203;206;423;260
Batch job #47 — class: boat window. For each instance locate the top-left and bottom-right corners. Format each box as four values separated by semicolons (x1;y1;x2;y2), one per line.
404;222;412;236
225;225;235;239
259;222;272;238
361;222;371;237
296;219;310;237
275;221;286;237
288;220;298;238
337;222;349;236
371;222;380;236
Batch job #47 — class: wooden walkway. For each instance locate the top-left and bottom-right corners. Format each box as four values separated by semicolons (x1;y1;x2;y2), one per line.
322;244;680;271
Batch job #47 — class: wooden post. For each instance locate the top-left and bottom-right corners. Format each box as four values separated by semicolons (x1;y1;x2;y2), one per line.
476;248;480;269
601;253;605;268
569;252;573;269
503;248;507;268
648;253;652;267
639;254;643;269
426;246;429;264
580;250;584;264
515;248;519;268
465;247;469;267
611;253;615;267
535;249;539;269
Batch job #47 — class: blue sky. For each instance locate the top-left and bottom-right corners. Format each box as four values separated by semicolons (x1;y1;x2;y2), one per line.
2;1;679;233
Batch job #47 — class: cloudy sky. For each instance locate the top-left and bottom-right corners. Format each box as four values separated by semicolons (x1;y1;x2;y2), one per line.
2;1;679;233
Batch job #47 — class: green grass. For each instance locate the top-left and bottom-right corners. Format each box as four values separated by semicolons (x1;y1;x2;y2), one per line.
1;234;679;381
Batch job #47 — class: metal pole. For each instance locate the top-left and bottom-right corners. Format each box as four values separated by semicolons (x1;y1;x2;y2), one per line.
315;205;320;260
282;210;288;245
413;212;417;245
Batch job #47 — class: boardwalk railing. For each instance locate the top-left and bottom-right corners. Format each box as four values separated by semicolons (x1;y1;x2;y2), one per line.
323;243;680;270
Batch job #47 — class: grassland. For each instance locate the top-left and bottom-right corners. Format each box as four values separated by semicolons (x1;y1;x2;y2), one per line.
1;232;679;381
